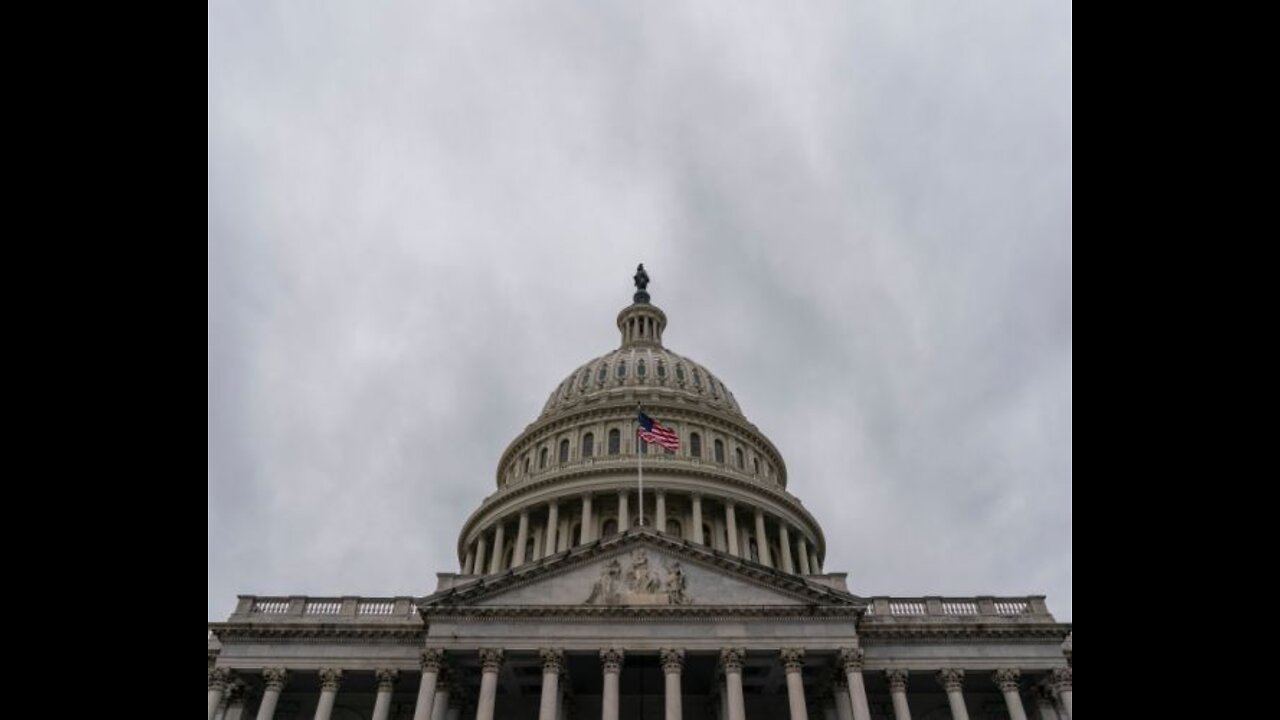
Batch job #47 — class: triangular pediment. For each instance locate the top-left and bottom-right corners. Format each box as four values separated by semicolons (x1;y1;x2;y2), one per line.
420;529;862;611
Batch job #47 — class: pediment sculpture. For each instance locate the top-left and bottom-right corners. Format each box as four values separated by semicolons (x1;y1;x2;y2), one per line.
585;549;692;606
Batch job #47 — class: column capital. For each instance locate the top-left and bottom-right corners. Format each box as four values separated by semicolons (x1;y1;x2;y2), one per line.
780;647;805;672
660;647;685;673
992;668;1021;692
936;668;965;691
208;667;231;691
600;647;625;674
262;667;288;691
318;667;343;691
421;648;446;672
1051;666;1071;691
719;647;746;673
375;668;399;691
225;678;249;704
885;669;908;692
479;648;505;673
838;647;865;672
540;648;566;674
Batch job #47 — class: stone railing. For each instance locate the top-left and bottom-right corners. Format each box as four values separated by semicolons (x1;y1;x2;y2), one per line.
863;596;1051;620
227;595;420;622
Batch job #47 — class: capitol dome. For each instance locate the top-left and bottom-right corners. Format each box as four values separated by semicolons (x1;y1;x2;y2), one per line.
457;266;825;577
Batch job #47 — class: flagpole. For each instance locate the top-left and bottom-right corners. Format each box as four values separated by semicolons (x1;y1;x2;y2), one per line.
636;404;644;528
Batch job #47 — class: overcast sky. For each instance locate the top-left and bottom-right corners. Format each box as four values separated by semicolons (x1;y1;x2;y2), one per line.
209;1;1071;623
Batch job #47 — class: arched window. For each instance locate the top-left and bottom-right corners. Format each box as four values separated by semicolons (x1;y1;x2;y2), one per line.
735;448;744;469
638;359;647;378
503;545;515;570
616;361;627;378
525;539;536;563
657;361;667;379
709;379;718;398
602;518;618;538
702;524;713;546
676;364;686;382
666;519;682;537
749;538;760;563
523;457;530;475
539;447;548;469
692;369;702;387
570;523;581;547
714;439;725;463
598;364;608;383
582;432;594;458
580;370;590;389
559;439;570;463
608;429;621;455
753;458;760;474
690;433;702;458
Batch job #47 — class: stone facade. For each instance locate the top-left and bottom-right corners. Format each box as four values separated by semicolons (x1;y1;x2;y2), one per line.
209;274;1072;720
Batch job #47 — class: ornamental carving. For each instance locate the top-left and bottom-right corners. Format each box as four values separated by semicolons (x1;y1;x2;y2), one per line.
584;550;693;606
375;668;399;691
318;668;343;691
660;648;685;673
262;667;288;691
208;668;230;691
600;647;625;673
540;648;566;674
479;648;505;673
838;647;865;672
780;648;805;672
421;648;446;673
719;647;746;673
936;668;965;691
885;669;909;692
1051;666;1071;691
992;668;1021;692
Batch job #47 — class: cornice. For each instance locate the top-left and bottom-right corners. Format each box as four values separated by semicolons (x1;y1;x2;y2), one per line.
423;605;863;620
208;623;425;643
858;622;1073;641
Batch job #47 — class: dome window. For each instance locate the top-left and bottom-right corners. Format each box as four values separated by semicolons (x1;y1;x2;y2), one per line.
676;365;686;382
666;519;682;537
559;439;570;464
598;364;609;384
714;439;725;464
753;458;760;474
735;447;744;469
582;432;594;458
539;447;549;469
692;369;702;387
523;456;530;475
580;371;590;390
690;432;702;458
602;518;618;538
657;361;667;379
709;379;719;398
608;429;621;455
616;361;627;379
637;359;647;378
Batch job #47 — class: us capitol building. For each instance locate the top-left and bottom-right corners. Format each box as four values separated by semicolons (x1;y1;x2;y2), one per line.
208;267;1073;720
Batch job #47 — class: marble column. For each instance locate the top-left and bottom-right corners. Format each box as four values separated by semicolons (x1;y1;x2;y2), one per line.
884;670;911;720
372;669;398;720
209;668;230;720
429;672;451;720
1051;667;1072;720
619;490;630;531
475;649;504;720
936;669;969;720
413;649;444;720
656;491;667;533
778;524;794;573
754;508;773;567
581;495;594;544
661;648;685;720
809;550;820;573
224;680;248;720
724;502;740;557
780;648;808;720
489;523;506;574
513;511;530;567
796;537;811;574
832;679;853;720
691;494;704;544
538;648;565;720
256;668;287;720
601;648;625;720
719;648;746;720
532;528;543;561
544;501;559;559
463;548;475;574
314;668;343;720
474;535;487;576
1034;684;1060;720
993;669;1027;720
839;648;871;720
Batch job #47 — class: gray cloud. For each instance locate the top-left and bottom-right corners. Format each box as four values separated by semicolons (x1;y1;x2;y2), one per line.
209;0;1071;621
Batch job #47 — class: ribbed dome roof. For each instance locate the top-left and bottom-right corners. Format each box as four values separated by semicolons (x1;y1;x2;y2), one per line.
539;345;744;420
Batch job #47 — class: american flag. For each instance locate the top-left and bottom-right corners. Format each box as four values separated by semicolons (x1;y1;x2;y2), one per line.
637;412;681;451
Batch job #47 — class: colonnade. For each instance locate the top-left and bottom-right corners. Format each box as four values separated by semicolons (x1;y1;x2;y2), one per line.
462;489;822;576
209;648;1072;720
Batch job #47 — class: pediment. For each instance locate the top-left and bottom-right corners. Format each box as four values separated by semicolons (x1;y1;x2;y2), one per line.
421;530;861;611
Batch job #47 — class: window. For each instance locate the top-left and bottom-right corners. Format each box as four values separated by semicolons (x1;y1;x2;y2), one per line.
602;518;618;538
666;519;682;537
637;359;647;377
525;539;536;562
539;447;548;469
735;448;744;469
598;364;608;383
709;379;718;398
559;439;570;463
503;546;515;570
692;368;702;387
580;371;590;389
582;432;594;458
714;439;725;463
753;458;759;474
616;361;627;378
690;433;702;458
523;457;530;475
676;364;686;382
608;429;620;455
749;539;759;562
702;524;713;545
570;523;581;547
657;361;666;379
